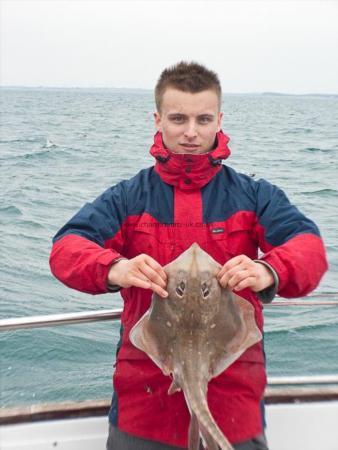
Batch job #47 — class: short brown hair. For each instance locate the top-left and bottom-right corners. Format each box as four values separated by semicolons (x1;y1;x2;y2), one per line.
155;61;222;112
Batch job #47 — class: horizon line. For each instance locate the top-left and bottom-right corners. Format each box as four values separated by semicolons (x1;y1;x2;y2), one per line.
1;85;337;96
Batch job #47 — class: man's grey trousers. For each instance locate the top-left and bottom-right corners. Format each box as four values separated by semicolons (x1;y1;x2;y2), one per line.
106;425;269;450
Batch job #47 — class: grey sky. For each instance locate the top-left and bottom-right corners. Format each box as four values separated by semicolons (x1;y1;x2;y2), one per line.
1;0;338;93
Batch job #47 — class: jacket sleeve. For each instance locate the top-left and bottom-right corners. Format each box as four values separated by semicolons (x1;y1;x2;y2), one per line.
49;183;127;295
253;179;328;298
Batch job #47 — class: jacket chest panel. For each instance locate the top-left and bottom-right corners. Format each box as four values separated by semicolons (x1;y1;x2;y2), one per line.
122;210;258;268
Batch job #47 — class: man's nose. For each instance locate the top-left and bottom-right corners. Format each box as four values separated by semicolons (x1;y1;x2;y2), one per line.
184;120;198;139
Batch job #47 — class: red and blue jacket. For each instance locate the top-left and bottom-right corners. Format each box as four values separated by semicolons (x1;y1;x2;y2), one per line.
50;131;327;445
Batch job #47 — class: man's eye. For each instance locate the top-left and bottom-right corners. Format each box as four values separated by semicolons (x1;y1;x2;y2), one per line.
171;116;185;123
198;117;212;124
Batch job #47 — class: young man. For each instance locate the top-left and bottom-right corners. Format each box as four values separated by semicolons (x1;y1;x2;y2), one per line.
50;62;328;450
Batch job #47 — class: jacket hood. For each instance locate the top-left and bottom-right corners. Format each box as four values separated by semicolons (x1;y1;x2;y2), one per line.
150;130;231;190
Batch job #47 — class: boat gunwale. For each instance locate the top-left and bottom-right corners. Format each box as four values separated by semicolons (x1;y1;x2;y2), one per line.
2;385;338;426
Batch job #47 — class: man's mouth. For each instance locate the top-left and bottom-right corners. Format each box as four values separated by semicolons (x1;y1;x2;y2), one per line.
179;143;200;149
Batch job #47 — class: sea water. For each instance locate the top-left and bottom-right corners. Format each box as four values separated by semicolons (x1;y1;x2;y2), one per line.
1;88;337;407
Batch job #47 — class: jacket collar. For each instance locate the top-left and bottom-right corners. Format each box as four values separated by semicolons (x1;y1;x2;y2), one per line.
150;130;231;190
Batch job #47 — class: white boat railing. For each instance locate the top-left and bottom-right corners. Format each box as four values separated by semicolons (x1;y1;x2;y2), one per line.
267;375;338;385
1;293;338;332
0;308;123;331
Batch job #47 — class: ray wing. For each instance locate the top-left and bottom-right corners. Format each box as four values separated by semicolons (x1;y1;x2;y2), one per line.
208;292;262;379
129;294;177;375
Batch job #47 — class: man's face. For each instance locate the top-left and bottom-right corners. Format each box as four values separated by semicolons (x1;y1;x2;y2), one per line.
154;88;223;154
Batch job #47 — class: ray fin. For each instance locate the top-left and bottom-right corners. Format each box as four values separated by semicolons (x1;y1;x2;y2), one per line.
209;292;262;379
168;379;181;395
129;299;174;375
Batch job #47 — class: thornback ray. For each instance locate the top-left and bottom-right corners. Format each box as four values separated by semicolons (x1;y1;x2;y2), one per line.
130;243;262;450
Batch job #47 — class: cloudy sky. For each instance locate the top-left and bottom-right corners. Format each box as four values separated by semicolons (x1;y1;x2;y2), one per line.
1;0;338;93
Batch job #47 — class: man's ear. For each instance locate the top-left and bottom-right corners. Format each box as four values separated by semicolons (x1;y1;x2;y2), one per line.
217;112;223;132
154;112;162;132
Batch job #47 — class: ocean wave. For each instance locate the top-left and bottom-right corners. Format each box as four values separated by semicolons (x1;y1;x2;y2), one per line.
12;219;46;230
300;188;338;197
0;205;23;216
2;147;73;163
265;319;338;335
281;127;313;135
302;147;334;153
42;138;57;148
0;137;41;144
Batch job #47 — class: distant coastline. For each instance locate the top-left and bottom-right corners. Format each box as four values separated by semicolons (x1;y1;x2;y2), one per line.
0;86;152;94
260;92;338;98
1;86;337;97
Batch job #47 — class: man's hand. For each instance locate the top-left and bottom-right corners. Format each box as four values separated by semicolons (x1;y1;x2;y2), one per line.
107;254;168;298
217;255;274;293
